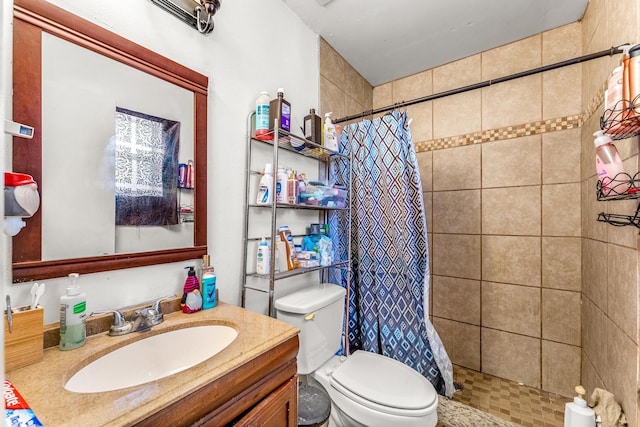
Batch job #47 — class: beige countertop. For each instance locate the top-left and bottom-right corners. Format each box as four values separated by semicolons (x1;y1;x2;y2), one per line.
5;303;299;427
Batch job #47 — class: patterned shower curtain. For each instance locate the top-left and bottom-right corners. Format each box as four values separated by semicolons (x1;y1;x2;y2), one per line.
329;111;455;397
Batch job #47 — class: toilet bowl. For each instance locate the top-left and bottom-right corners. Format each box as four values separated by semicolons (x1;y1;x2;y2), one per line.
275;283;438;427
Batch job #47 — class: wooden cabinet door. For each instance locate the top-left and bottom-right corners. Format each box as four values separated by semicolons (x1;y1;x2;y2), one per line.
233;377;298;427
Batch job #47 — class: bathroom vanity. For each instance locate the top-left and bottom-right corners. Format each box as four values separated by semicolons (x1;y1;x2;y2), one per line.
4;303;299;426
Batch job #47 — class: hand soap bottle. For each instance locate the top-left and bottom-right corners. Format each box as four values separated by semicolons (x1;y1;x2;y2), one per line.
200;255;217;310
564;385;595;427
59;273;86;351
594;130;626;195
181;266;202;313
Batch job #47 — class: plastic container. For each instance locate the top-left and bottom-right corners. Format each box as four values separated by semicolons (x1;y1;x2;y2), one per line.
181;266;202;313
255;91;271;141
276;166;289;204
564;385;595;427
256;163;273;205
594;130;625;195
269;88;291;136
200;255;217;310
299;182;347;208
323;112;339;152
256;237;270;275
59;273;86;351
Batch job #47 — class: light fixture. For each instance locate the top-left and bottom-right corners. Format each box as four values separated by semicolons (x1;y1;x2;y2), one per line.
150;0;221;34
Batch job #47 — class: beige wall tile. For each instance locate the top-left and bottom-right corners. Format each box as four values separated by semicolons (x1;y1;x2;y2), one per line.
542;237;581;291
606;319;638;427
543;65;582;119
482;186;541;236
373;83;392;110
433;190;481;234
542;128;581;184
433;144;481;191
482;328;541;388
542;289;581;345
581;352;606;401
320;76;346;120
363;83;373;111
406;102;433;143
606;194;640;249
433;234;481;280
417;151;432;192
607;244;638;342
541;341;581;397
482;35;542;81
423;192;433;234
582;298;608;383
433;90;481;139
482;236;541;287
392;70;432;103
581;114;600;182
542;183;581;237
607;0;638;51
482;135;541;188
433;318;480;371
433;55;481;93
582;238;608;309
344;94;365;119
542;22;582;65
344;64;366;108
482;75;542;130
319;38;345;90
432;276;481;325
482;282;540;337
582;176;608;242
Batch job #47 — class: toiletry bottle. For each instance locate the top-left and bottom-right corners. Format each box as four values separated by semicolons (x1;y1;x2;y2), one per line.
269;88;291;136
594;130;626;195
181;266;202;313
564;385;595;427
256;237;270;275
256;163;273;205
622;45;632;116
59;273;86;351
200;255;217;310
303;108;322;146
629;44;640;112
255;91;272;141
287;169;298;204
276;166;289;204
323;112;339;152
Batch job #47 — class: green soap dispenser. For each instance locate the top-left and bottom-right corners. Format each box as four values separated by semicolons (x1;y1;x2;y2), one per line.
59;273;86;351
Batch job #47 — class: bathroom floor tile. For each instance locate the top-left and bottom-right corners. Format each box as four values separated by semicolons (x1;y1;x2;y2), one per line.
445;365;566;427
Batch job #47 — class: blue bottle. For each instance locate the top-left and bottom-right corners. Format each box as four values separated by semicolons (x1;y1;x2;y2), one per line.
201;255;217;309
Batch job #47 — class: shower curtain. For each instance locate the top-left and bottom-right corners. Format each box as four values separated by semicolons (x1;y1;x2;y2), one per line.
328;111;455;397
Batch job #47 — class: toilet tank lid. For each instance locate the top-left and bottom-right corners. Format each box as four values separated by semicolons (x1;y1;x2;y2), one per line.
275;283;345;314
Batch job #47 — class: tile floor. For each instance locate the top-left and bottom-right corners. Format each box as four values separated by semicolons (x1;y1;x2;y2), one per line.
448;366;568;427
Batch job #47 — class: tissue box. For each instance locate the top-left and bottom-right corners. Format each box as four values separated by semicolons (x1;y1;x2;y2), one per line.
4;307;44;372
299;183;347;208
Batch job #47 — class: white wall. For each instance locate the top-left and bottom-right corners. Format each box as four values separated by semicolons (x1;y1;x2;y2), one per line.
4;0;320;323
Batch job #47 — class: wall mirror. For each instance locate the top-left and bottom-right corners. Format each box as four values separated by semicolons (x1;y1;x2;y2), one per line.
12;0;208;282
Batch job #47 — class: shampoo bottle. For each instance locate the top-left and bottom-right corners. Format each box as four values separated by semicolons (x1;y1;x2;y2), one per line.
256;237;270;275
200;255;217;310
276;166;289;204
323;112;339;152
256;163;273;205
255;91;272;141
564;386;595;427
594;130;625;195
59;273;86;351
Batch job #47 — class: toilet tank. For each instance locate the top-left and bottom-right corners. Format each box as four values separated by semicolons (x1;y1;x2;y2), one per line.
275;283;346;375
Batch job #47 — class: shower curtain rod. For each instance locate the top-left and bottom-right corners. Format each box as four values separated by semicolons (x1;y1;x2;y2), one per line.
334;45;626;124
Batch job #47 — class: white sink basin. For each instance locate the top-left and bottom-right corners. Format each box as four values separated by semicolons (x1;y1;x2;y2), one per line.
65;325;238;393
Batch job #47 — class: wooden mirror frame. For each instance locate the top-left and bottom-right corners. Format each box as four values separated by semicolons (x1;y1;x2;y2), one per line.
11;0;208;282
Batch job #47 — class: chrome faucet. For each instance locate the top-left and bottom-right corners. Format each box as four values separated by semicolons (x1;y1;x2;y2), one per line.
92;295;175;336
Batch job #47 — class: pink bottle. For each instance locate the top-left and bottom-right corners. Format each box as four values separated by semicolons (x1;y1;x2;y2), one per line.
594;131;625;196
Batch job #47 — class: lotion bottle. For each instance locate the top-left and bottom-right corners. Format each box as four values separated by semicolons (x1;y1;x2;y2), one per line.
564;385;595;427
256;163;273;205
276;166;289;204
256;237;270;275
200;255;217;310
323;112;339;152
59;273;86;351
594;130;625;195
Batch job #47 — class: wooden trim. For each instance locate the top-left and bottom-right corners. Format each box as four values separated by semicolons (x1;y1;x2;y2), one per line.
230;377;298;427
11;0;209;282
135;336;299;427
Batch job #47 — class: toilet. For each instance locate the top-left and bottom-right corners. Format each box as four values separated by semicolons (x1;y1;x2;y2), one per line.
275;283;438;427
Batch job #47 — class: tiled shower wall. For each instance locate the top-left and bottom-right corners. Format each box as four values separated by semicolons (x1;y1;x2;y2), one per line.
580;1;640;426
320;0;640;423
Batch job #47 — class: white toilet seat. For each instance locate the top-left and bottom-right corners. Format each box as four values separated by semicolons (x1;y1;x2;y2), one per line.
330;350;437;417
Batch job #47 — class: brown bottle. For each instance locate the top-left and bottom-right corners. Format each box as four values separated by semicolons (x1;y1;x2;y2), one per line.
303;108;322;146
268;88;291;136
